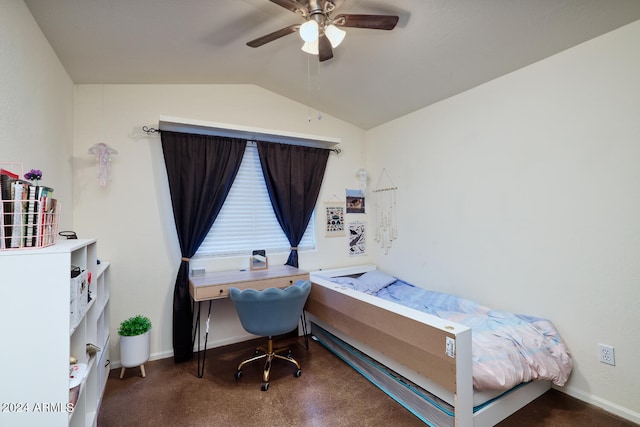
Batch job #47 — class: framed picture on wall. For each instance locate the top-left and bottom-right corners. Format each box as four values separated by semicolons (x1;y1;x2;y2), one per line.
346;189;365;214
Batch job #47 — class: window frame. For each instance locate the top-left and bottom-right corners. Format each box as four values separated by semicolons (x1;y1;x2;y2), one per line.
193;142;316;259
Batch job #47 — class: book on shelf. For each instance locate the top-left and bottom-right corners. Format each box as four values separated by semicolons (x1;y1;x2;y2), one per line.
25;184;38;247
44;198;58;246
9;181;26;248
0;168;19;180
0;167;57;249
0;178;5;249
35;186;55;247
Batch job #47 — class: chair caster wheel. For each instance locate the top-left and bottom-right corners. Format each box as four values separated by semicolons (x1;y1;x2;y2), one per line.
294;369;302;378
261;382;269;391
234;370;242;380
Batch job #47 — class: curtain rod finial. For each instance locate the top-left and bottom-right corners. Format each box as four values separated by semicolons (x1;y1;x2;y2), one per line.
142;126;160;135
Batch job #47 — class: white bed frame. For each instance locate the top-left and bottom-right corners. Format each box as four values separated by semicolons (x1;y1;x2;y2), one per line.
306;264;550;427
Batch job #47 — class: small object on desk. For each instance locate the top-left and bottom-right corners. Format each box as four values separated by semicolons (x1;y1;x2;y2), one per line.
191;267;205;277
250;249;268;270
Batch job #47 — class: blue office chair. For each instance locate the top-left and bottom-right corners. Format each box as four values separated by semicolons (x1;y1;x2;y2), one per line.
229;279;312;391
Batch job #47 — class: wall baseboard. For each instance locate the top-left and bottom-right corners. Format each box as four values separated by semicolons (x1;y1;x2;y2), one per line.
555;385;640;424
110;334;254;370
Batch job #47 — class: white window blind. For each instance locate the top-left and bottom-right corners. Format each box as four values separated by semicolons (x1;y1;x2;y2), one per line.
195;143;315;258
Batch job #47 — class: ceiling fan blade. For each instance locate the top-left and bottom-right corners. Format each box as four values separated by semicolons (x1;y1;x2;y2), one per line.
333;14;399;30
318;34;333;62
246;24;300;48
269;0;308;17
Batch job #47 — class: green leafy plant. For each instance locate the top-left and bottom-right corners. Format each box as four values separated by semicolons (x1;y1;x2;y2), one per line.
118;315;152;336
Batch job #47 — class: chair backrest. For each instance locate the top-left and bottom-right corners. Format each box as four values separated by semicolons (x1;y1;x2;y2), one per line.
229;280;312;337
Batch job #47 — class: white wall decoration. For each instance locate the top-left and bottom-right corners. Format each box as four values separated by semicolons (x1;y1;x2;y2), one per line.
373;168;398;255
324;196;345;237
88;142;117;188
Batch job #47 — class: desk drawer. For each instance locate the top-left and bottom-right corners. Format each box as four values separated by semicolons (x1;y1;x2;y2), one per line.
196;285;232;300
193;273;309;301
251;273;309;291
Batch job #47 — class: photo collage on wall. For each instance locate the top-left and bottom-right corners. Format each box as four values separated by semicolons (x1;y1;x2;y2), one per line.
324;190;367;255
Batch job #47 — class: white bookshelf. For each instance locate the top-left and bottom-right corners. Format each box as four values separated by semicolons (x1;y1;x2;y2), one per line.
0;239;110;426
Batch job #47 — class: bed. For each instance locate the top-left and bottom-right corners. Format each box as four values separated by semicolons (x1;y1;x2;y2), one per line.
305;264;573;427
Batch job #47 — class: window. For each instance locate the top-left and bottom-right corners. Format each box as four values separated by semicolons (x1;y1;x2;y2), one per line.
195;143;316;257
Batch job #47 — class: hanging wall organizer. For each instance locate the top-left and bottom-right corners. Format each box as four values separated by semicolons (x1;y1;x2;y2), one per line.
373;168;398;254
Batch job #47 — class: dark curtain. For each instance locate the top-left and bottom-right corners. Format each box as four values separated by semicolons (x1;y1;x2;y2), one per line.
256;141;330;267
161;131;246;363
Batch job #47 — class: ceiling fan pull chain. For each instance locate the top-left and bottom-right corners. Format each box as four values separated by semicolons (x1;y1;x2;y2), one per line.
307;55;312;123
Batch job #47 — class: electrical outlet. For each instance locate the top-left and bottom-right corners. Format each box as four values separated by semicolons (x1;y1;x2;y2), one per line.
599;344;615;366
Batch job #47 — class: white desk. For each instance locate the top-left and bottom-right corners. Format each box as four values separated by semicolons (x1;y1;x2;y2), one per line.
189;265;310;377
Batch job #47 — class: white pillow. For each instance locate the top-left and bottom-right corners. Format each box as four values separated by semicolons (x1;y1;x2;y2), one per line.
357;270;397;294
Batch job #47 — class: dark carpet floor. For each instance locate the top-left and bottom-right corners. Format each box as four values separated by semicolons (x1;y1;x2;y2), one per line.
98;335;637;427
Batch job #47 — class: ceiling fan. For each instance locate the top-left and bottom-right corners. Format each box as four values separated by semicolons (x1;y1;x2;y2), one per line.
247;0;399;62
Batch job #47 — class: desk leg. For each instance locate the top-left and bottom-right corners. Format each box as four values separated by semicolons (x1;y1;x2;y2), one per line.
301;311;309;350
196;301;213;378
194;301;202;377
192;300;200;351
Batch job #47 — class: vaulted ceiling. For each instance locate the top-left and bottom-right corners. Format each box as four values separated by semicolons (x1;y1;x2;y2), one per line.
24;0;640;129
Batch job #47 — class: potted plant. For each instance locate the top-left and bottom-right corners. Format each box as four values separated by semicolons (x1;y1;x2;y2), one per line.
118;315;152;379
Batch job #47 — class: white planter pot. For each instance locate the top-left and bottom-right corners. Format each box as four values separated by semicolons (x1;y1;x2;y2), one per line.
120;330;151;368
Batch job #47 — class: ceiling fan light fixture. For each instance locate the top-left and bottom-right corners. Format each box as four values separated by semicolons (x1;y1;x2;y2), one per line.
246;1;400;63
301;40;319;55
299;20;319;42
325;24;346;48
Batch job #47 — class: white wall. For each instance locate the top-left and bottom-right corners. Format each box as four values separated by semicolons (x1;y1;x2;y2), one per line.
72;84;370;361
0;0;74;229
366;20;640;422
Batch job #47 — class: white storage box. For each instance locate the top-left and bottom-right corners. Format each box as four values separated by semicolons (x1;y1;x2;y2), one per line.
70;270;88;331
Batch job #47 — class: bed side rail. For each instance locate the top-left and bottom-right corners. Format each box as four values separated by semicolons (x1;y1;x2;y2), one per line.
307;279;465;394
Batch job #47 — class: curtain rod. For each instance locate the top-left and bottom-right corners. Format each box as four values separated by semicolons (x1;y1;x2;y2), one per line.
142;125;342;154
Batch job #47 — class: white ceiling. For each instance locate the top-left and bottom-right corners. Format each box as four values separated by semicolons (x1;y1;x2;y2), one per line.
24;0;640;129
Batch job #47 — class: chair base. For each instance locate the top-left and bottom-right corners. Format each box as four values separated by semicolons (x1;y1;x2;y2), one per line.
234;337;302;391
